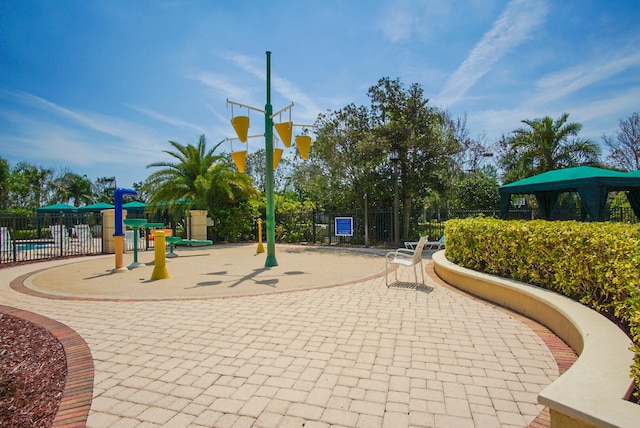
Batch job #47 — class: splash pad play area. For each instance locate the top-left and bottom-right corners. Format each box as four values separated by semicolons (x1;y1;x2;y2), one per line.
20;244;387;300
23;186;388;300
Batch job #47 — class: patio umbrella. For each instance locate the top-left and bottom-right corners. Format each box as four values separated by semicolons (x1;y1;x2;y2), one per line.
122;201;146;211
36;203;78;213
122;201;147;217
77;202;115;212
36;203;77;237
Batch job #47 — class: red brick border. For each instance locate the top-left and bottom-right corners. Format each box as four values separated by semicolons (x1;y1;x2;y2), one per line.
0;304;94;427
425;262;578;428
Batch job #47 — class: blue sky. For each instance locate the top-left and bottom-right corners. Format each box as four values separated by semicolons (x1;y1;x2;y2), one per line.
1;0;639;188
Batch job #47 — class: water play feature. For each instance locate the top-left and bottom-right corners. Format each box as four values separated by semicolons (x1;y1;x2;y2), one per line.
123;218;147;269
113;188;137;272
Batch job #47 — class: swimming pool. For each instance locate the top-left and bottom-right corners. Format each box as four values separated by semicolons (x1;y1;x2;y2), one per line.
16;243;53;251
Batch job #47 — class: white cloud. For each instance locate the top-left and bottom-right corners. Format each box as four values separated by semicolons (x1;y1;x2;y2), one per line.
437;0;548;106
227;52;322;126
379;0;452;43
0;90;170;174
0;110;129;167
193;71;251;101
381;7;414;42
2;90;160;151
531;51;640;106
465;85;640;144
126;104;205;134
570;86;640;138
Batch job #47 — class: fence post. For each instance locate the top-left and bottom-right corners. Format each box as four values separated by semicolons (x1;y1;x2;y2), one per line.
311;210;316;244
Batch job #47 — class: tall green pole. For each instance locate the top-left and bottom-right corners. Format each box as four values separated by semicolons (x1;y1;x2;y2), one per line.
264;51;277;267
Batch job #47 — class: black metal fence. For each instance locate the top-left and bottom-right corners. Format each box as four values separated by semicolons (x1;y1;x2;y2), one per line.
1;212;104;265
278;206;639;248
0;211;163;266
2;206;638;266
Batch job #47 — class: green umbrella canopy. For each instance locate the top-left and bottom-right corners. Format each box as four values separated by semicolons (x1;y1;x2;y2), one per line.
122;201;147;211
37;203;78;213
77;202;115;212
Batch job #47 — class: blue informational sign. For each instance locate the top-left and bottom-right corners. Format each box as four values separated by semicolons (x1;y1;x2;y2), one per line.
335;217;353;236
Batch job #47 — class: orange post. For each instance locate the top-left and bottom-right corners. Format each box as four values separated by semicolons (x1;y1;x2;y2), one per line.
113;235;127;272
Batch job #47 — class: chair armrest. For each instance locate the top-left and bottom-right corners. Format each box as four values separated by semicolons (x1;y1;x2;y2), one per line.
395;249;416;257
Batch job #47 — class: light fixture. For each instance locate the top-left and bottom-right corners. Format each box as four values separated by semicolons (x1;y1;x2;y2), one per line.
389;143;401;163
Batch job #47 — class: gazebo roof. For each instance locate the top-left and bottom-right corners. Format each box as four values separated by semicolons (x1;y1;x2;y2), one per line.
500;166;632;192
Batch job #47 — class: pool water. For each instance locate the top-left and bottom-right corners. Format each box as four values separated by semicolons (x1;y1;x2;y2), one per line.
17;243;52;251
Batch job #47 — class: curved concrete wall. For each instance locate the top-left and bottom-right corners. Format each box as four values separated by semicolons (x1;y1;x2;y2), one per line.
432;250;640;428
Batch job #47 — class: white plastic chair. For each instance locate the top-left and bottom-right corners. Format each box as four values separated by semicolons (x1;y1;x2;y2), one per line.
50;225;69;247
75;224;93;251
386;235;427;286
1;227;12;261
425;235;445;251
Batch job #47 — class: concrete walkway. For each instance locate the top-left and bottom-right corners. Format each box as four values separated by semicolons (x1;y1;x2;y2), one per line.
0;245;564;427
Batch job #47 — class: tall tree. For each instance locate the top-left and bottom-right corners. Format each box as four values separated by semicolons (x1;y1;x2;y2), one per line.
368;77;461;239
300;103;380;210
499;112;600;183
94;176;117;203
603;112;640;171
245;148;293;193
0;158;10;210
144;135;256;218
449;172;500;210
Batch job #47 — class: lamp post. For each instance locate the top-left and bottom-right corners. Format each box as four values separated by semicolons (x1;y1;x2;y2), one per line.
389;144;401;247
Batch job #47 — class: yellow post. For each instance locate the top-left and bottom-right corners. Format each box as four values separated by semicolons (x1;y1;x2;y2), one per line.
113;235;127;272
151;231;170;280
256;219;265;254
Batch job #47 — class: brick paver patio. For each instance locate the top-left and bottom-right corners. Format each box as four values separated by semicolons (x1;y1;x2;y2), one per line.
0;248;576;427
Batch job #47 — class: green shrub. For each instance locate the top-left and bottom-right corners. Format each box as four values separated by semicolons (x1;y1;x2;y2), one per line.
13;229;40;240
445;218;640;393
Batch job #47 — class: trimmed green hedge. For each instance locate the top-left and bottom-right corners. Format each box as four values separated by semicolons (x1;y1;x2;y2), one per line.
444;218;640;393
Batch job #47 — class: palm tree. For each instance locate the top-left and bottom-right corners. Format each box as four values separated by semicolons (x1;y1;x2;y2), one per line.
500;113;601;183
144;135;256;217
61;173;94;207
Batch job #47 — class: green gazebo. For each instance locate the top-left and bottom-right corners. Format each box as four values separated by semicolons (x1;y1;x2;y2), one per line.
499;166;640;221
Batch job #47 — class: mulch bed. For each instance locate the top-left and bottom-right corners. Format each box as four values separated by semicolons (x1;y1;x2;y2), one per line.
0;313;66;427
